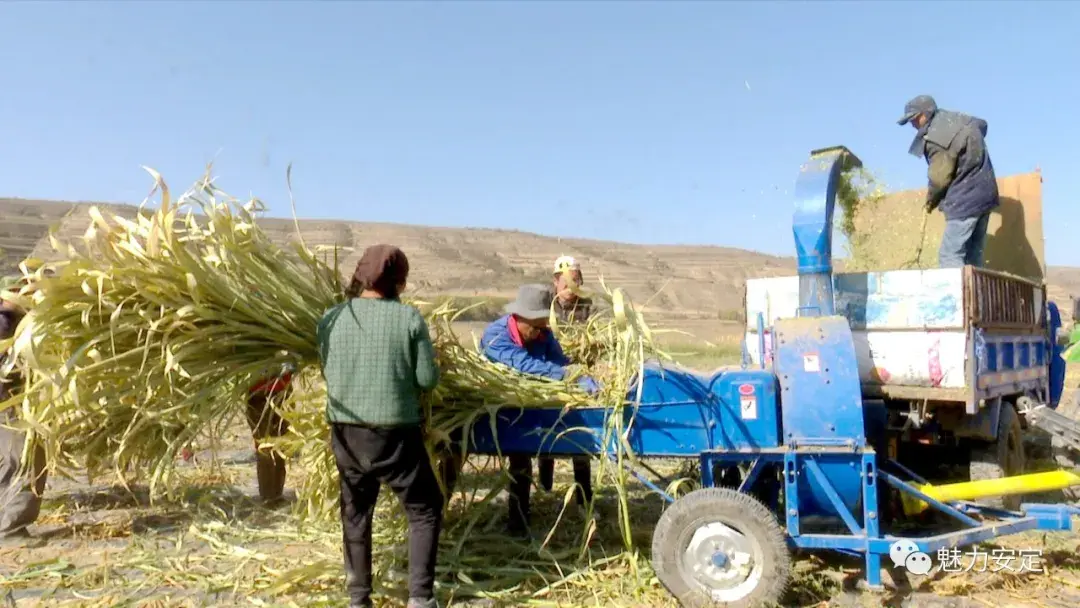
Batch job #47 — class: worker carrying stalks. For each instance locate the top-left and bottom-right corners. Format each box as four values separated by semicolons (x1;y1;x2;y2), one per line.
182;285;296;504
0;289;47;548
537;255;596;507
245;362;295;503
479;283;600;537
898;95;999;268
317;244;444;608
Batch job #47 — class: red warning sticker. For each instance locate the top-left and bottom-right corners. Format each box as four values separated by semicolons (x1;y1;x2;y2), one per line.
738;383;755;396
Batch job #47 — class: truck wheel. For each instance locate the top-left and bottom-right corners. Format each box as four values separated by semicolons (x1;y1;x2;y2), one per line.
969;402;1025;511
651;488;789;607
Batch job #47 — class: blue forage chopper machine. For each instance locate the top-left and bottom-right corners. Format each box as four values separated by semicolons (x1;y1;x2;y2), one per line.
465;147;1080;607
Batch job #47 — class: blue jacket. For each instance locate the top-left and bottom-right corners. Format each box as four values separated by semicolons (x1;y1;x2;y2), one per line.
480;315;570;381
910;109;999;220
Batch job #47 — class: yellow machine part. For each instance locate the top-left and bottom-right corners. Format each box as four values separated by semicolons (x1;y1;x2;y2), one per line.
901;470;1080;516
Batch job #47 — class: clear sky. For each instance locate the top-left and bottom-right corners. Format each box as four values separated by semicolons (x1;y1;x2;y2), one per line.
2;1;1077;264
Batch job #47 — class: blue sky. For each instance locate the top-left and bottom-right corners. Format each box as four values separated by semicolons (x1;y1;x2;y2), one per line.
2;1;1077;264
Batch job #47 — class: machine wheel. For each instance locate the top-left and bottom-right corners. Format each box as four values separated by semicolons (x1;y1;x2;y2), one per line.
651;488;790;607
969;402;1025;511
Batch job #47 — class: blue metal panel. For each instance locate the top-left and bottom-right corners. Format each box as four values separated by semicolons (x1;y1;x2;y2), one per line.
972;330;1052;407
468;405;612;456
1023;502;1080;529
634;363;712;406
468;363;783;459
793;146;863;317
772;316;865;447
803;457;863;526
625;364;721;457
706;369;782;448
626;366;782;457
1048;301;1066;408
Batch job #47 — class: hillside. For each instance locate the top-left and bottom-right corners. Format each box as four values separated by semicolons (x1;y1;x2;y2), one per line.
3;196;1079;320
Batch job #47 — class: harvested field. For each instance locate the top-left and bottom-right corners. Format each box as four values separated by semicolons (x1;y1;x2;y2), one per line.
2;172;1079;607
2;338;1079;608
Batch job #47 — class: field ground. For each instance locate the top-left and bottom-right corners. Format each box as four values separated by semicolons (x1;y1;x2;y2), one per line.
2;323;1079;607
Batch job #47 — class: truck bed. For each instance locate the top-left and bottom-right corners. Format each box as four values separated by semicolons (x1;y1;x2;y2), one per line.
744;267;1049;410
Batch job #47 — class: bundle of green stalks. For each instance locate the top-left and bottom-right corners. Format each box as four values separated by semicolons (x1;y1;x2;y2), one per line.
0;170;665;547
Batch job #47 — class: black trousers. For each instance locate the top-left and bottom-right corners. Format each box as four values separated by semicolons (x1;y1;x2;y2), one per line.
436;429;593;534
330;423;444;605
537;456;593;503
507;455;593;534
245;390;291;502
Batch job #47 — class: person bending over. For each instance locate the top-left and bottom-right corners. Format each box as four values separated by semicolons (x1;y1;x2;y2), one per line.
479;284;598;537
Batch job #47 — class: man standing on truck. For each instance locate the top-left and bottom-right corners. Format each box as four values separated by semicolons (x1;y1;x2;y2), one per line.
898;95;999;268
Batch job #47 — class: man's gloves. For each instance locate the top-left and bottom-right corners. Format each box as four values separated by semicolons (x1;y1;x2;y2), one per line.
924;199;939;214
577;376;600;395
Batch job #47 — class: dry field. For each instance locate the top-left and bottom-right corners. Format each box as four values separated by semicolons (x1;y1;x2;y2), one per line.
1;325;1078;608
2;186;1080;606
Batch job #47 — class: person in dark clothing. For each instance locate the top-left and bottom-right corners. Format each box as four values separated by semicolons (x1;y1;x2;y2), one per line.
317;245;443;608
0;295;47;548
245;363;295;503
179;369;294;502
479;284;599;537
898;95;999;268
537;256;596;507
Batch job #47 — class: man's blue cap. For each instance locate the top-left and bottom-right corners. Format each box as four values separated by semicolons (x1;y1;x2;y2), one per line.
897;95;938;125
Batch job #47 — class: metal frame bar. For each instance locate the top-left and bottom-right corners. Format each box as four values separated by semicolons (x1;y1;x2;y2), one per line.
466;416;1078;593
688;449;1073;590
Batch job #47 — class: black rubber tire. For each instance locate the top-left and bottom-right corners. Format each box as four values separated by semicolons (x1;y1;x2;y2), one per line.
969;402;1025;511
651;488;790;608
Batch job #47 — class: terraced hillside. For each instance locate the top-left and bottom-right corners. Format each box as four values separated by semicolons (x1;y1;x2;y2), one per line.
0;198;80;272
2;197;1078;320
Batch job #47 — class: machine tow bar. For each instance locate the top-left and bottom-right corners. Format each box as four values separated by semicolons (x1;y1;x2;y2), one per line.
901;469;1080;515
1024;404;1080;454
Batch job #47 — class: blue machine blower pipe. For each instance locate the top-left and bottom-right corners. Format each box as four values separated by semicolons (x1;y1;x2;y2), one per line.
792;146;863;318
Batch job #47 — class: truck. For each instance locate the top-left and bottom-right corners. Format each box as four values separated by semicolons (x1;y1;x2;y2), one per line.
742;148;1073;510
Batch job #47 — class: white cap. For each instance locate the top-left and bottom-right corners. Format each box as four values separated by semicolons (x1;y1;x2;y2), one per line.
553;255;580;274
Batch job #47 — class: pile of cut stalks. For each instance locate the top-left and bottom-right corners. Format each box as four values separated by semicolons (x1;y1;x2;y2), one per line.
834;167;891;271
0;169;688;605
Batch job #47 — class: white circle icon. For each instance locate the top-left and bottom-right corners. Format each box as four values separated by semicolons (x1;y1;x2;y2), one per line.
904;551;933;575
888;540;919;568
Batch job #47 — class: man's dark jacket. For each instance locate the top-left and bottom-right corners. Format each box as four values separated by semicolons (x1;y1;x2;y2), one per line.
910;109;999;220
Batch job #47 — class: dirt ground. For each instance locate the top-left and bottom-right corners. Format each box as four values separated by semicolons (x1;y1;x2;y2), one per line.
1;335;1079;607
